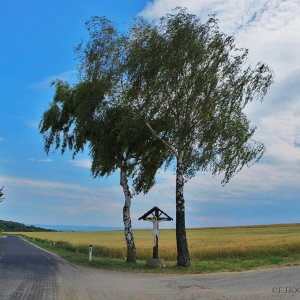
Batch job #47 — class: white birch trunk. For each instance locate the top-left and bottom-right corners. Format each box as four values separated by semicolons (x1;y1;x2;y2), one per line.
120;166;136;263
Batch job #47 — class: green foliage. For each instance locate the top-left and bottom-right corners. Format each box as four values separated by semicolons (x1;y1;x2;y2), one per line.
89;105;170;194
75;16;125;83
0;220;55;232
40;9;274;268
0;187;4;202
40;17;170;195
40;78;169;194
125;8;274;184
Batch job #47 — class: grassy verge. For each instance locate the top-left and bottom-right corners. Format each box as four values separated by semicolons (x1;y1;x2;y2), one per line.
20;235;300;274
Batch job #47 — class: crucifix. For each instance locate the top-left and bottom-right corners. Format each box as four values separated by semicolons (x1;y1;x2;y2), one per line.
138;206;173;260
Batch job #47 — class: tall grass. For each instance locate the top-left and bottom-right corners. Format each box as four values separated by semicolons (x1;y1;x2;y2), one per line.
16;223;300;261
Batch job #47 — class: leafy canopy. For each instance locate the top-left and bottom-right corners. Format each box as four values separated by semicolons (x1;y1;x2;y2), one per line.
40;17;170;195
125;8;274;183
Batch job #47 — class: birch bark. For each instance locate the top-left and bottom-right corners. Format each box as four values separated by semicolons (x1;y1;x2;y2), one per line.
176;154;190;267
120;166;137;263
145;122;190;266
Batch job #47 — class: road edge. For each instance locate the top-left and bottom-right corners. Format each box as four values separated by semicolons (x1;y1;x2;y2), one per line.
18;235;68;264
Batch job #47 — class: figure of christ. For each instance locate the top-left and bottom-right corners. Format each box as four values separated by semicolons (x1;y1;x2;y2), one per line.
145;216;162;246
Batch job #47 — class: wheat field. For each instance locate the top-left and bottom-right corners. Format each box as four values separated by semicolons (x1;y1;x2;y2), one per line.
16;223;300;260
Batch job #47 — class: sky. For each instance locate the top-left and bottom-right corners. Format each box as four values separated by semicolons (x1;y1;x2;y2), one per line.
0;0;300;230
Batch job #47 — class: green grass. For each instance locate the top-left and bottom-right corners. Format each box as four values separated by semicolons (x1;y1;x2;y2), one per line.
14;223;300;274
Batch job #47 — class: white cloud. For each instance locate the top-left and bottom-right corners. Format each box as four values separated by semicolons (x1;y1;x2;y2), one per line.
4;2;299;227
140;1;300;78
25;120;38;129
0;175;123;225
28;158;54;163
1;159;299;227
0;175;121;205
139;0;300;196
0;175;85;192
38;159;53;163
140;0;300;32
71;159;91;169
236;6;300;81
30;70;77;89
257;112;300;163
135;155;300;208
18;117;39;129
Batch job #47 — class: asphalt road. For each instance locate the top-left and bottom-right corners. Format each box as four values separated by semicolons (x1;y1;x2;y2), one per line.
0;235;58;299
1;235;300;299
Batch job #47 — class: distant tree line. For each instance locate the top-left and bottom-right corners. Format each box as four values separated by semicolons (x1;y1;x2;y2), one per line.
0;220;56;232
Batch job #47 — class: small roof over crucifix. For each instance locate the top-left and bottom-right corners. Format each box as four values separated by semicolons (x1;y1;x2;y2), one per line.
138;206;173;221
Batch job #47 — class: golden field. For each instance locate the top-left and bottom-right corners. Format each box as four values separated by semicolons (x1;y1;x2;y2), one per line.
16;223;300;261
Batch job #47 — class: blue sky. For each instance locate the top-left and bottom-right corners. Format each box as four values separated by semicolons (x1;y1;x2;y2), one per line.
1;0;300;229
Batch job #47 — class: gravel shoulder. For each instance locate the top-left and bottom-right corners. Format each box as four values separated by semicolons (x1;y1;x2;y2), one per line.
56;259;300;299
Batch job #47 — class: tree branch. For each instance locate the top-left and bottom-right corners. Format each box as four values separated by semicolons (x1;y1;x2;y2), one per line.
145;121;178;157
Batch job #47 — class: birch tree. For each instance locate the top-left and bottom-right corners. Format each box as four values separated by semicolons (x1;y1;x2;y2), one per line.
40;17;168;263
84;101;168;263
40;80;167;263
125;9;274;266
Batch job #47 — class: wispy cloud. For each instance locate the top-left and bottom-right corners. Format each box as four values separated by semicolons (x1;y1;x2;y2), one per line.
0;137;5;142
30;70;77;89
3;2;299;228
140;1;300;78
17;116;40;129
70;159;92;169
140;1;299;32
39;159;53;163
257;112;300;163
0;175;85;192
135;157;300;207
28;158;54;163
0;175;123;222
138;0;300;202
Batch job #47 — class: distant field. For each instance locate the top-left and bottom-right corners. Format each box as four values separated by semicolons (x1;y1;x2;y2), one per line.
15;223;300;261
